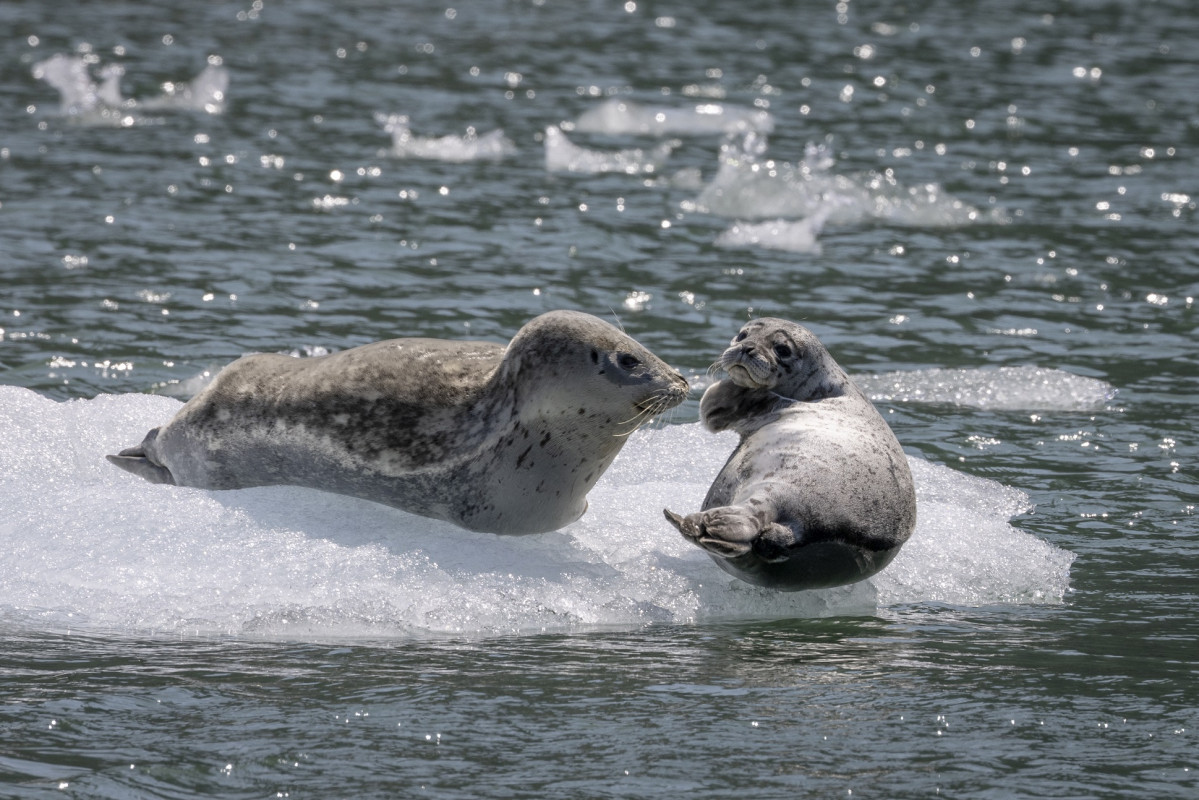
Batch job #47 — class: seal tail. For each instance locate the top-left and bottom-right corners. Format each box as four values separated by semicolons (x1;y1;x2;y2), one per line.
106;429;176;485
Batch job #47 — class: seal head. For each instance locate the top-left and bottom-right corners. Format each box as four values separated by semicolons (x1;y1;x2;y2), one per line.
664;318;915;590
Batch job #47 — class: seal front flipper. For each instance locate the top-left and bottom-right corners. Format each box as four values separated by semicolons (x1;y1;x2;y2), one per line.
106;430;176;485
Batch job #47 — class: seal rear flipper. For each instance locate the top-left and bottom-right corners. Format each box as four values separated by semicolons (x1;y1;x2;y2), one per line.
663;508;690;533
106;447;176;485
664;506;755;558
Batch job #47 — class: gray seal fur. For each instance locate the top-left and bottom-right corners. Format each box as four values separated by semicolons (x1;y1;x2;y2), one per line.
664;318;915;590
109;310;688;534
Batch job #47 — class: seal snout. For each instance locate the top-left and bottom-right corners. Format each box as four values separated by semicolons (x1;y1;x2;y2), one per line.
635;369;689;414
722;345;775;390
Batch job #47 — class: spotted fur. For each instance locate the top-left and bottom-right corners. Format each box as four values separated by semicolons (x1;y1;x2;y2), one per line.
109;311;688;534
665;318;916;590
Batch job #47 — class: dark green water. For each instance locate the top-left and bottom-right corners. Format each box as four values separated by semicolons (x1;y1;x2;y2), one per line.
1;0;1196;797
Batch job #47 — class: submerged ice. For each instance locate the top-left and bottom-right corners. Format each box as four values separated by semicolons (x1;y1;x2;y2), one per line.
0;386;1074;639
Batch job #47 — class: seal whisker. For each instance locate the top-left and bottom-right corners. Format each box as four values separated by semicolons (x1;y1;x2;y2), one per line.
613;390;679;437
614;404;658;437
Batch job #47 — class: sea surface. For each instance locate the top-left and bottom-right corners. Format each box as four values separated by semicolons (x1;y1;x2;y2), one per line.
1;0;1197;797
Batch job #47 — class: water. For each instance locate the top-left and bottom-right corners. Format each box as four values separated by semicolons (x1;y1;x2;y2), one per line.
1;0;1196;796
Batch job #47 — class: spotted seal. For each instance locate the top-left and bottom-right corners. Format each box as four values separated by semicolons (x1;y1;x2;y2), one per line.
109;310;688;534
664;318;915;590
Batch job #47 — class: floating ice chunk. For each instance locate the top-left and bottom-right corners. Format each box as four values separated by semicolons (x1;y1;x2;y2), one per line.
876;458;1072;606
96;64;129;109
693;132;1002;227
0;387;1073;639
376;113;517;162
714;209;831;254
544;125;675;174
32;54;102;114
858;366;1117;411
139;63;230;114
574;98;774;136
32;55;228;124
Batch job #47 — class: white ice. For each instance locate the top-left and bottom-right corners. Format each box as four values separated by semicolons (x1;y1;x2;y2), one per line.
544;125;675;175
574;98;775;136
691;132;1004;227
0;386;1073;640
32;54;228;124
376;114;517;162
714;210;831;254
138;63;229;114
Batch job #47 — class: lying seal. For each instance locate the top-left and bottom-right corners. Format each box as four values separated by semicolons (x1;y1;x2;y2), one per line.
664;318;915;590
109;310;688;534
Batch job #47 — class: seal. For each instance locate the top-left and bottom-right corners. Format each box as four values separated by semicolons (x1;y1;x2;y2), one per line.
664;318;915;590
108;310;688;534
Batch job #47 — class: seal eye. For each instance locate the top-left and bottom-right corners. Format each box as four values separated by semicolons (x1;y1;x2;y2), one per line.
773;344;793;359
734;331;748;343
616;353;641;371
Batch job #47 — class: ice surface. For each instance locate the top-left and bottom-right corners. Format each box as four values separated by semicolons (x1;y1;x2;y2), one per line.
858;366;1117;411
376;114;517;162
544;125;675;174
573;98;775;136
0;386;1073;639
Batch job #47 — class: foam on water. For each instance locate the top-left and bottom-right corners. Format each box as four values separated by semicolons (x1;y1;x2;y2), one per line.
376;113;517;162
573;98;775;136
32;54;228;125
0;386;1073;639
544;125;675;175
714;210;831;254
690;133;1004;227
859;366;1118;411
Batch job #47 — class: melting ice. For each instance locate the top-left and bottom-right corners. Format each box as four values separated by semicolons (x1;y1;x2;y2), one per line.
714;211;831;255
376;113;517;162
0;386;1074;640
544;125;676;175
32;54;228;124
573;97;775;136
691;132;1004;228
